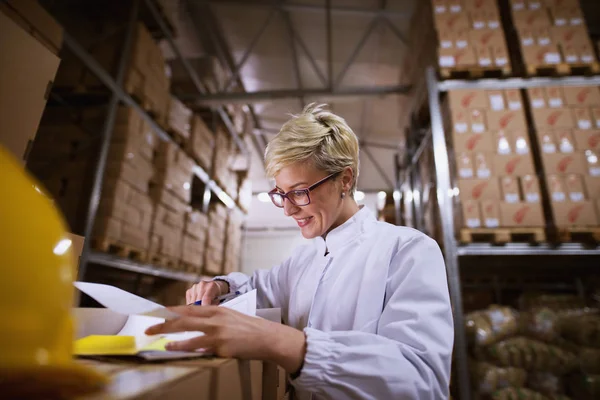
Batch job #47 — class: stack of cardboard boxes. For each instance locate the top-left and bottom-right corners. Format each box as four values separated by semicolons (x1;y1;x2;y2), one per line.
167;96;193;143
213;125;238;199
448;89;545;229
528;85;600;226
224;209;244;274
205;204;228;275
148;141;194;266
509;0;597;70
181;210;208;274
433;0;510;71
55;23;171;126
187;115;215;171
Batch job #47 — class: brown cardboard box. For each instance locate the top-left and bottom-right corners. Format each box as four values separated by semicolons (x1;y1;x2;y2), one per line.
565;174;586;202
522;44;562;66
535;27;552;46
591;107;600;129
539;132;558;153
435;13;471;32
453;132;494;152
448;89;488;111
521;175;541;203
547;174;567;202
481;200;500;228
167;96;193;140
562;43;580;64
551;201;599;227
0;12;60;163
462;200;482;228
551;25;590;47
527;87;547;109
532;108;575;130
454;29;470;48
518;27;535;46
495;131;513;155
505;89;523;110
487;90;506;111
448;108;469;133
464;0;498;11
470;109;487;133
586;149;600;176
564;86;600;107
469;29;505;50
494;154;536;176
492;43;509;67
513;9;552;29
573;107;594;130
486;110;527;132
458;179;501;201
439;47;477;68
432;0;448;14
579;42;596;64
584;175;600;199
474;152;493;178
185;210;209;240
456;152;475;178
438;29;455;49
474;45;493;67
545;86;566;108
555;130;576;153
500;202;545;227
542;152;586;175
573;129;600;151
501;176;521;203
513;132;531;155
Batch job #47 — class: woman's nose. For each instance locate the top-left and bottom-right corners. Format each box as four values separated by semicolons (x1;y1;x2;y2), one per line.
283;198;299;216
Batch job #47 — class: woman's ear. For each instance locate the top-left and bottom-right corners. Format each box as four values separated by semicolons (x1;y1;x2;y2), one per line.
340;167;354;192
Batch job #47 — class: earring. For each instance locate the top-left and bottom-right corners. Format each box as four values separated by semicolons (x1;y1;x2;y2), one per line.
341;192;346;199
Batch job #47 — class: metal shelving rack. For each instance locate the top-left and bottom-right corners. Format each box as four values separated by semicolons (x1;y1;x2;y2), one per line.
396;66;600;400
44;0;247;283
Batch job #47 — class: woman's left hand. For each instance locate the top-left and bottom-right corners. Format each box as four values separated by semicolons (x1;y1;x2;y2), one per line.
145;306;306;373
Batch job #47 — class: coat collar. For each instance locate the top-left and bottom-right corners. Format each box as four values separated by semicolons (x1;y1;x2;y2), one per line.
314;206;375;255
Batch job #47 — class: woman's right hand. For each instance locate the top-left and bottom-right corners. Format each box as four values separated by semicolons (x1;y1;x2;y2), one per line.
186;280;228;305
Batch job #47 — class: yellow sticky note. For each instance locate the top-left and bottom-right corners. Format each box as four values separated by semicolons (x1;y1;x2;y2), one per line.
74;335;138;356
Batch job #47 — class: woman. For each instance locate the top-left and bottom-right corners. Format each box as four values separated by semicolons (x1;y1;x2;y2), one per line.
146;104;454;399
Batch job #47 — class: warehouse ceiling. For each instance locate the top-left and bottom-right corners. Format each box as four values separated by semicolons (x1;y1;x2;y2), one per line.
166;0;416;193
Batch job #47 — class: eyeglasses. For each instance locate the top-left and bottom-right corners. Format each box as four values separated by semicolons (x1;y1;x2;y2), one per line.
268;172;340;208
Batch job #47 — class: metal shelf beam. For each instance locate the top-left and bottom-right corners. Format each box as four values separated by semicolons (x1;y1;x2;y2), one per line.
88;252;202;282
457;243;600;256
438;75;600;92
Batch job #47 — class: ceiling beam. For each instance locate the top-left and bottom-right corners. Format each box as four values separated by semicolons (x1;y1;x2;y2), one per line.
326;0;333;89
334;17;379;88
280;8;304;109
197;0;410;18
180;85;412;105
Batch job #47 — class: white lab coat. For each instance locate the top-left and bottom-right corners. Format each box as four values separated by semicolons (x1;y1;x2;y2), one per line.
217;206;453;400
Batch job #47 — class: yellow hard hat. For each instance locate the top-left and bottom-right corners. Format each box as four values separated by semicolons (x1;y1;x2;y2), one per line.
0;145;106;397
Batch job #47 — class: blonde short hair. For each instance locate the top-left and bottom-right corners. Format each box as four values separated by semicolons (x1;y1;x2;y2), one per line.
264;103;360;192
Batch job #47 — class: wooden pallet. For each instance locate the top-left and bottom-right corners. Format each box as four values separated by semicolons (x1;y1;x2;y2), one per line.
147;253;181;270
180;261;202;274
525;62;600;77
459;228;546;244
555;227;600;243
91;238;146;262
440;66;512;79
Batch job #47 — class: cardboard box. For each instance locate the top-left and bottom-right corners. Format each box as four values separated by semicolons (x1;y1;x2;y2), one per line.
579;42;596;64
486;110;528;132
535;27;552;46
448;108;469;134
462;200;481;228
474;152;493;178
500;202;545;227
0;12;60;164
456;152;475;178
435;13;471;32
584;175;600;199
555;130;575;153
522;44;562;66
573;129;600;151
487;90;506;111
494;154;536;176
448;89;488;111
572;107;593;130
505;89;523;110
547;174;567;202
532;108;575;130
432;0;448;14
586;149;600;176
518;27;535;46
501;176;521;203
513;9;552;29
439;47;477;68
542;152;586;175
539;132;558;153
453;132;494;152
521;175;541;203
492;43;509;67
495;131;513;155
563;86;600;107
474;45;493;67
469;29;505;49
527;87;547;109
514;132;531;155
458;179;501;201
545;86;566;108
549;5;584;27
551;25;590;47
481;200;500;228
591;107;600;129
551;201;599;227
562;43;579;64
167;96;193;140
470;109;487;133
565;174;586;202
455;29;470;48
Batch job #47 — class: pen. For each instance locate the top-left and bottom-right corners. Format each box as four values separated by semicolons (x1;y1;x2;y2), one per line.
189;291;241;306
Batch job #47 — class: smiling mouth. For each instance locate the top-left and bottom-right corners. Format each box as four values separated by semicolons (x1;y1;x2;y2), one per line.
295;216;313;227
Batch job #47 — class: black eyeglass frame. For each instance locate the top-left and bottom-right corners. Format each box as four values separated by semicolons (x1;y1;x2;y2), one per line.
268;171;341;208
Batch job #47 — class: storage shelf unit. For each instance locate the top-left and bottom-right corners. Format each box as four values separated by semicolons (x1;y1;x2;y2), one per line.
396;66;600;400
49;0;245;281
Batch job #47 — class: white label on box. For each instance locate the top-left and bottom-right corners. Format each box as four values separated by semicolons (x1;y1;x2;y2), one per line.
596;120;600;128
435;5;446;13
571;18;583;25
522;38;534;46
459;168;474;178
532;99;545;108
472;123;485;133
455;122;468;133
513;3;525;10
543;143;557;153
441;40;453;49
456;40;468;48
548;98;563;108
582;55;594;63
538;37;550;46
545;53;561;64
578;119;592;130
488;21;500;29
477;169;491;179
490;95;505;111
565;55;579;63
450;5;462;12
569;192;584;202
505;193;520;203
555;18;567;26
529;2;541;9
485;218;500;228
496;57;508;66
440;55;456;67
526;193;540;203
509;101;522;110
559;141;574;153
467;218;481;228
552;192;566;202
590;167;600;176
473;21;485;29
479;58;492;67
